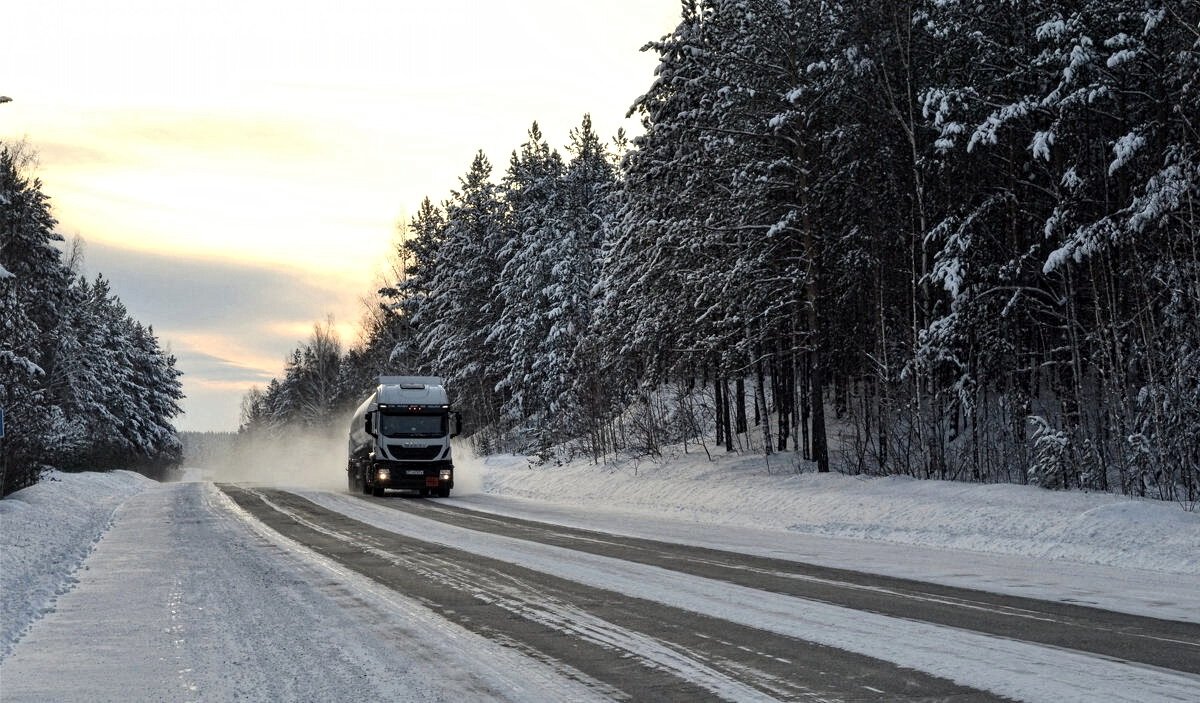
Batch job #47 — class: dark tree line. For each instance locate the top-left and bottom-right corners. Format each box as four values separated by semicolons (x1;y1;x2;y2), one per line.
243;1;1198;502
179;430;237;468
1;144;185;495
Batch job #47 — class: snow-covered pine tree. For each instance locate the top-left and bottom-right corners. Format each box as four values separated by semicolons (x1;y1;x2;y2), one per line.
80;282;151;466
705;0;850;468
122;321;184;474
610;0;844;465
388;197;447;372
489;122;567;449
896;1;1046;483
56;275;133;466
596;0;725;457
417;152;509;450
1032;1;1200;498
0;144;71;493
911;1;1200;496
542;115;617;451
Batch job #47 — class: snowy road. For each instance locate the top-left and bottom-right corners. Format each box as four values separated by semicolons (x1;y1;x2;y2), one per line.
224;485;986;701
230;486;1200;702
3;478;1199;702
0;482;608;702
324;492;1200;674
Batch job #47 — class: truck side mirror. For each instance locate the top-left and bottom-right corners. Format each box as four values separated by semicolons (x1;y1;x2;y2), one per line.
450;411;463;438
364;413;375;436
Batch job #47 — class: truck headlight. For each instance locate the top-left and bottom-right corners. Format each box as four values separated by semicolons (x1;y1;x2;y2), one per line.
377;469;391;481
439;470;452;481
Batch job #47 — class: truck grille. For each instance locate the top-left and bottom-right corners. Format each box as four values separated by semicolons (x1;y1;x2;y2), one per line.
387;445;442;461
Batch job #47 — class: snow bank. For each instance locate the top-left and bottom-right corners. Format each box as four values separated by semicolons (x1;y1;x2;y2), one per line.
471;450;1200;574
0;470;151;660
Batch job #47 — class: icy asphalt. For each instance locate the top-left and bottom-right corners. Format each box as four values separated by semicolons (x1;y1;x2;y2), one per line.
0;481;605;702
2;472;1199;702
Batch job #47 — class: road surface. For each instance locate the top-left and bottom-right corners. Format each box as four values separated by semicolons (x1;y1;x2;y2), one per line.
3;481;1198;702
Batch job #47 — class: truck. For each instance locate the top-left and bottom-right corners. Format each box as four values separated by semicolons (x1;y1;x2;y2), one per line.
348;376;462;497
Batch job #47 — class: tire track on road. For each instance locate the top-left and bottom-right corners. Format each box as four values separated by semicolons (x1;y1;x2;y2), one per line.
220;484;995;702
381;495;1200;675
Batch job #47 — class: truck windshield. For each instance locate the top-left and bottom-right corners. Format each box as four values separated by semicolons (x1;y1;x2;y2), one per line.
379;413;446;438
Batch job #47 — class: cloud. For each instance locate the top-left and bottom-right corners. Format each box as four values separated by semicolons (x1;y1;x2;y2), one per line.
31;142;119;169
39;110;330;173
74;239;370;430
172;348;275;387
114;112;326;158
77;239;359;336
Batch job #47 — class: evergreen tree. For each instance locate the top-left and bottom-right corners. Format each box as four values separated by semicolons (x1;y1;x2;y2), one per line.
490;123;567;444
1;145;184;491
416;152;509;448
0;145;70;493
546;115;617;446
385;197;447;372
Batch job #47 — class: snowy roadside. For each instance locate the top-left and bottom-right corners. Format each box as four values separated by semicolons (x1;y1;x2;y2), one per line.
0;470;152;660
460;448;1200;575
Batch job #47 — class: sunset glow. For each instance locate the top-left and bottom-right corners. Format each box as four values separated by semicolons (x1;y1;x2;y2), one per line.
2;0;679;429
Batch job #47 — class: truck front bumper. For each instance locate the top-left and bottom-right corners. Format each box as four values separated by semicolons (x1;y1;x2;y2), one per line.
371;461;453;490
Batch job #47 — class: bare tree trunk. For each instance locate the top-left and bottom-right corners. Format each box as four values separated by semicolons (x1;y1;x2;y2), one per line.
736;378;748;434
721;378;734;452
811;345;829;472
800;351;811;460
775;352;791;451
714;377;725;448
757;360;773;456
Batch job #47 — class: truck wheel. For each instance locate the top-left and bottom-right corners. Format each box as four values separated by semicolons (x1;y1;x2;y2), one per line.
437;485;451;498
362;477;371;495
372;483;385;497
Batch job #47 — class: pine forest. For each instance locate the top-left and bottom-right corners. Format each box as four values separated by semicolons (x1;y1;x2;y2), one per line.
246;1;1197;503
0;146;185;495
6;1;1197;503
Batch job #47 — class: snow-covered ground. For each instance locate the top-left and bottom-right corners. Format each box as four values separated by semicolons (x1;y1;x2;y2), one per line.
1;477;607;701
0;470;154;661
2;450;1198;700
464;449;1199;575
444;449;1200;624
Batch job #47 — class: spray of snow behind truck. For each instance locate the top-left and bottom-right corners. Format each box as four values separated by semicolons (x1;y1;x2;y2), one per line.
348;376;462;497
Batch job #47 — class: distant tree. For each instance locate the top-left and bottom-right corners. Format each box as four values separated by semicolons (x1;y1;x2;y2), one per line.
333;306;402;413
295;317;342;426
238;386;269;435
179;430;237;468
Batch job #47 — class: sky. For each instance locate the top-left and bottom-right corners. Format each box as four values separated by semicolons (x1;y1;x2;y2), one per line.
1;1;681;431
